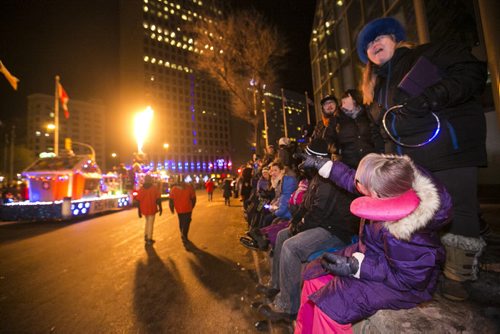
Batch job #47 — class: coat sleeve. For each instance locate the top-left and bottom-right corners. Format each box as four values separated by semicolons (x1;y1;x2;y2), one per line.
274;176;297;219
359;234;440;291
327;161;358;194
425;41;487;109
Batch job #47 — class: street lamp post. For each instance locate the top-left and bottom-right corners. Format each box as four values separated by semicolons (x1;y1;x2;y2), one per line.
71;141;96;161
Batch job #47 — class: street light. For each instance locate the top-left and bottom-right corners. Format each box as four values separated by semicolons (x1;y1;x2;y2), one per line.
163;143;169;149
111;152;117;158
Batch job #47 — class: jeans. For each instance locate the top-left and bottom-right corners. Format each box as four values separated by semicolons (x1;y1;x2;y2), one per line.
271;227;345;314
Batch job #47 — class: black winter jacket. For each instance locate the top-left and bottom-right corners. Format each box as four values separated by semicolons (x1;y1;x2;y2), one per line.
369;40;487;171
297;174;358;244
330;109;375;168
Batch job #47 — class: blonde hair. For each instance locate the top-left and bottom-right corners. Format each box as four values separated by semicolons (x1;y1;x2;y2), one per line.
360;40;417;105
355;153;415;198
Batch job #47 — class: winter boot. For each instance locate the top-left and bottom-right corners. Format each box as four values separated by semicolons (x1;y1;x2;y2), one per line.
440;233;486;301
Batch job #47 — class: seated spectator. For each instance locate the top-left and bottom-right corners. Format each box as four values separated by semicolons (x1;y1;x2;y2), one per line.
241;175;309;251
257;138;359;321
260;161;297;228
294;153;451;333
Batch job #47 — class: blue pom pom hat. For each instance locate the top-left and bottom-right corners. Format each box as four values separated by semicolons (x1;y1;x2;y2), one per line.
356;17;406;64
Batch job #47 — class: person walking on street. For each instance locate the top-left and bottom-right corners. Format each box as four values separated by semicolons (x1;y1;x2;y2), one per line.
222;178;232;206
205;178;215;202
169;180;197;244
357;17;488;301
136;175;163;246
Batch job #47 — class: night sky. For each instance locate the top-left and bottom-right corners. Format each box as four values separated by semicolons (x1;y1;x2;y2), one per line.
0;0;315;146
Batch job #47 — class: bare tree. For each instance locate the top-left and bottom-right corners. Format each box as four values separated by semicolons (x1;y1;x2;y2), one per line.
189;8;288;147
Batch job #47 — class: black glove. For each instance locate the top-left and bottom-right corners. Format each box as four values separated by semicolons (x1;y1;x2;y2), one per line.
320;253;359;276
403;82;448;115
295;153;330;171
403;94;430;116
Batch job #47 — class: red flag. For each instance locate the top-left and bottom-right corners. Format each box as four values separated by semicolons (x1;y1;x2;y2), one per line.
58;82;69;119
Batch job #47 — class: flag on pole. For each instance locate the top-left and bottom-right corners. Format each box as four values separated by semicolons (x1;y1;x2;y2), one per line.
0;61;20;90
58;82;70;119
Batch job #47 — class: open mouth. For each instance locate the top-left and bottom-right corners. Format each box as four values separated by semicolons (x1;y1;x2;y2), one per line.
374;47;384;55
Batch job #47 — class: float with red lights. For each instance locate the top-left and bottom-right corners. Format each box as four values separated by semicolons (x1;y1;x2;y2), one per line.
0;155;131;221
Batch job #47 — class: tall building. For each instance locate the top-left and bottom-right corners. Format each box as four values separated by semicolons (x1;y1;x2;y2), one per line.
262;89;313;147
26;94;106;165
118;0;233;176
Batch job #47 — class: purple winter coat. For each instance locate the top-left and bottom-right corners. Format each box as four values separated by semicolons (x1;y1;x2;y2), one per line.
302;161;452;324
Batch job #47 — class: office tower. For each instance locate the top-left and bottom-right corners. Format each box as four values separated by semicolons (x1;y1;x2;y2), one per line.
119;0;233;176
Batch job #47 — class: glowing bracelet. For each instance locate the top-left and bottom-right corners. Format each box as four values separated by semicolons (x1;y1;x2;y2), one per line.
382;104;441;148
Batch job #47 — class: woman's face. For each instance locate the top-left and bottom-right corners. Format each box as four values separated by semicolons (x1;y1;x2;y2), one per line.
262;171;270;180
366;34;397;66
269;166;283;179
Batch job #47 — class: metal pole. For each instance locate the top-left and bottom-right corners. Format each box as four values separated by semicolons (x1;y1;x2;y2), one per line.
478;0;500;126
72;140;96;161
262;91;269;148
9;125;15;181
413;0;430;44
281;88;288;138
305;91;311;125
54;75;60;156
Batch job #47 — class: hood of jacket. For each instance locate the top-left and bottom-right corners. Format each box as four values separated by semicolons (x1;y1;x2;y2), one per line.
383;167;441;241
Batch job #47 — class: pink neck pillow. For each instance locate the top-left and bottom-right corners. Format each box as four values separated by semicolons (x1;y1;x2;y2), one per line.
350;189;420;221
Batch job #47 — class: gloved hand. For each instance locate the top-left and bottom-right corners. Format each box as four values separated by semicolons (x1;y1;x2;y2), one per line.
403;94;430;116
320;253;359;276
403;82;448;115
295;153;330;171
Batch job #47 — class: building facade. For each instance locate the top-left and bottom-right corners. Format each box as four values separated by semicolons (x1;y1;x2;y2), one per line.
118;0;233;177
262;89;312;147
26;94;106;166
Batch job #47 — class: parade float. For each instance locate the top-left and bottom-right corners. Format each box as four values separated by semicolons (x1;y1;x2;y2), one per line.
0;155;131;221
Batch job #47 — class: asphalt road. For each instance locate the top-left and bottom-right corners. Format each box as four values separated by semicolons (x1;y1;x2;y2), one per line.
0;190;279;333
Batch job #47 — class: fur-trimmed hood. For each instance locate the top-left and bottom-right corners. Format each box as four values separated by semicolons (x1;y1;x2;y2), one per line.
384;168;441;240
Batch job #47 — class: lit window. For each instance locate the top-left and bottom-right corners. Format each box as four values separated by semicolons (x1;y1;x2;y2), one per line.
144;56;150;62
170;32;176;38
143;5;148;12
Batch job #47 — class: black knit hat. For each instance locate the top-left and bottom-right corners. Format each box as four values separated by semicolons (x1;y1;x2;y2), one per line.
305;138;329;157
320;95;338;106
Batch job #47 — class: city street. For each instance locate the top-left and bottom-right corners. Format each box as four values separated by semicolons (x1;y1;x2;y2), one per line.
0;190;278;333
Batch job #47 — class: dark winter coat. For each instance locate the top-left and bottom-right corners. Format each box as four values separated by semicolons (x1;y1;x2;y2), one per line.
302;161;452;324
298;174;359;244
368;40;487;171
311;117;336;151
330;108;375;168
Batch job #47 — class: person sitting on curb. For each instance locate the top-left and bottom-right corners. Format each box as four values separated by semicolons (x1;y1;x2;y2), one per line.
257;138;359;321
293;153;451;333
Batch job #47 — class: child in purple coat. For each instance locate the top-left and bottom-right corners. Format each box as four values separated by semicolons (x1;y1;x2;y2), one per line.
294;153;452;333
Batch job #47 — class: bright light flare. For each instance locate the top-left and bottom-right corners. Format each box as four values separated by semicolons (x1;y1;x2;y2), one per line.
134;106;154;154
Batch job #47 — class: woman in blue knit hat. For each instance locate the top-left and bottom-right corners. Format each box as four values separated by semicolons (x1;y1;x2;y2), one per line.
357;17;487;301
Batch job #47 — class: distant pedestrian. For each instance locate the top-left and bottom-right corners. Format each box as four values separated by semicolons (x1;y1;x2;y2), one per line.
205;179;215;201
222;178;232;206
169;181;197;244
136;175;163;246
